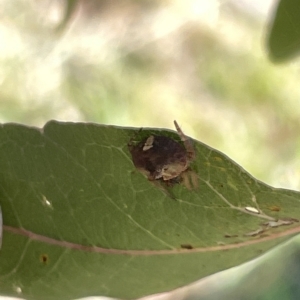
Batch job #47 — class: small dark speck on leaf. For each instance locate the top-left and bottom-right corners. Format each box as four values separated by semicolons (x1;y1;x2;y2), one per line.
180;244;193;250
269;206;281;212
40;254;49;265
224;234;238;238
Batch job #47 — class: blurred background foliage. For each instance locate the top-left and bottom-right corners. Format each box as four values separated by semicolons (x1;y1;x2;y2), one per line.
1;0;300;190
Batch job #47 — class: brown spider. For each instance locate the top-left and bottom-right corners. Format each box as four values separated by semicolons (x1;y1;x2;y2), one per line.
128;121;197;194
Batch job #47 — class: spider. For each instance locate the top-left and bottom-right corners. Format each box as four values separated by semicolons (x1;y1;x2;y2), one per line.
128;120;197;194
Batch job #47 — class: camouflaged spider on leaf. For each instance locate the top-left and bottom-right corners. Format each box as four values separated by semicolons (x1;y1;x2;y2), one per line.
128;121;198;193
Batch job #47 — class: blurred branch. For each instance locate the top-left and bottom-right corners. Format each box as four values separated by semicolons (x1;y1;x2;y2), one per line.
56;0;79;32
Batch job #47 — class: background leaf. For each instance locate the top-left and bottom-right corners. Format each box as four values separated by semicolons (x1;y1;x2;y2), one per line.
267;0;300;62
0;121;300;300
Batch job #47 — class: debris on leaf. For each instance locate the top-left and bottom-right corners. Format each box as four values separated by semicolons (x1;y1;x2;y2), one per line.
224;233;239;238
40;254;49;265
244;227;265;237
263;218;298;228
180;244;194;250
269;205;281;212
245;206;260;214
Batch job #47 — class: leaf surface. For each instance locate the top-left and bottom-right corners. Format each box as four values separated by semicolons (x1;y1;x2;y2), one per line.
0;121;300;300
267;0;300;62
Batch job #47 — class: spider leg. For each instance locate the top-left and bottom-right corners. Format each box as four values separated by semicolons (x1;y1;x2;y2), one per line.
181;169;199;190
150;179;177;200
173;120;195;161
128;127;143;149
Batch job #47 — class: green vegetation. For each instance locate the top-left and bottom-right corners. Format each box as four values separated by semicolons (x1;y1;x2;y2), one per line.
1;0;300;299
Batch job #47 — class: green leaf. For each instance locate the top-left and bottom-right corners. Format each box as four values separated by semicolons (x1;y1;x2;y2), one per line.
0;205;2;249
267;0;300;62
0;121;300;300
